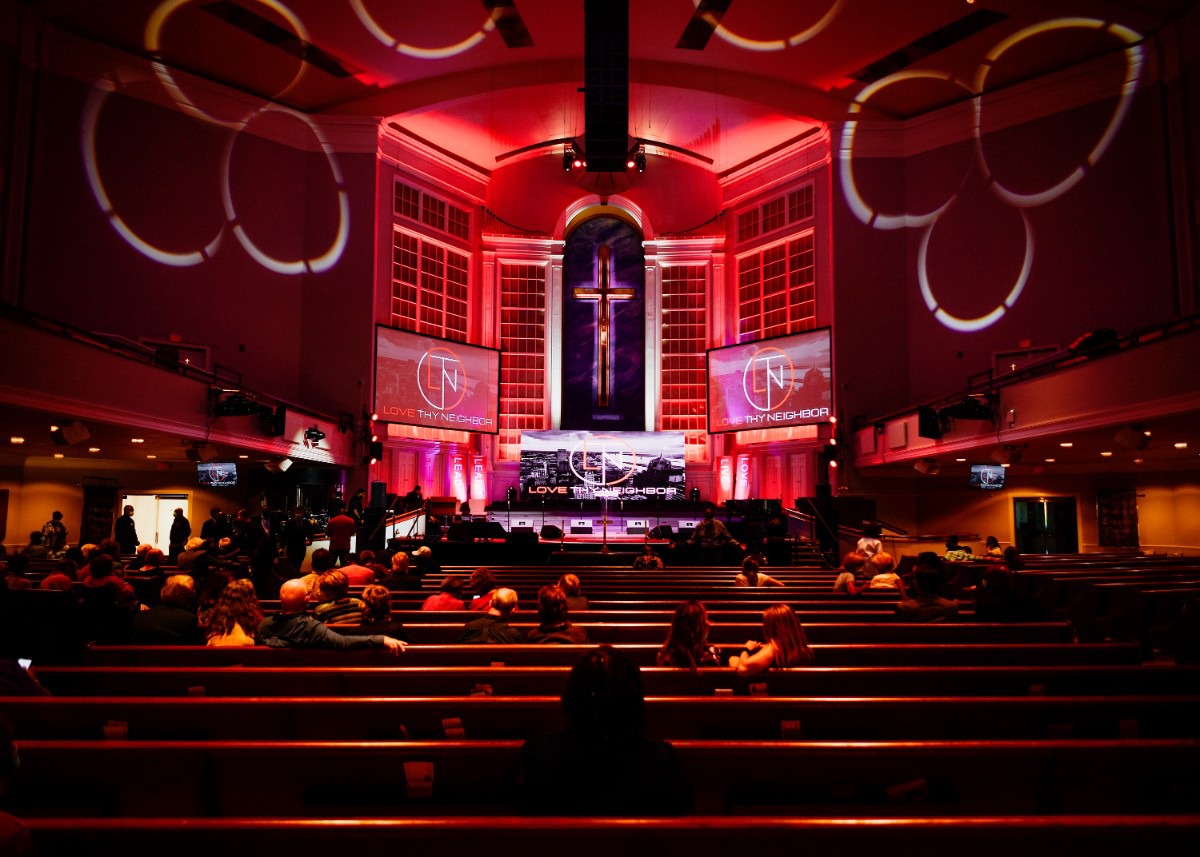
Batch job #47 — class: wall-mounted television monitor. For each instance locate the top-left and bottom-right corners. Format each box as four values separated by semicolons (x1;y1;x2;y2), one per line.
969;463;1006;489
520;430;686;501
198;462;237;488
374;326;501;434
707;328;833;433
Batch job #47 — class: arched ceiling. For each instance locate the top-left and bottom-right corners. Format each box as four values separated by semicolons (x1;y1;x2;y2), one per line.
20;0;1194;172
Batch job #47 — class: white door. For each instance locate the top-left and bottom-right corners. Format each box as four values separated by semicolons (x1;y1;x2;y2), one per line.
122;494;188;552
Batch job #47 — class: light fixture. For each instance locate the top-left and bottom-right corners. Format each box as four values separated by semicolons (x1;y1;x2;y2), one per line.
1100;451;1113;457
1059;442;1073;448
238;454;249;459
1174;442;1188;449
146;454;157;459
88;447;100;453
955;458;966;462
49;424;59;432
131;438;145;444
53;453;64;459
9;437;24;444
304;426;325;443
1044;458;1056;463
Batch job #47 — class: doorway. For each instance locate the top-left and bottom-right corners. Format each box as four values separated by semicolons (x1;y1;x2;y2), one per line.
123;494;189;553
1013;496;1079;554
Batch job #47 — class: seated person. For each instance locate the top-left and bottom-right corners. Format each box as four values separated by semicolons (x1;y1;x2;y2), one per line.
944;535;972;562
558;573;588;612
984;535;1004;558
866;551;904;592
422;575;467;610
354;584;408;640
832;551;869;595
458;587;522;644
39;558;78;591
206;578;263;647
377;551;413;590
656;601;719;668
632;544;664;570
22;531;49;560
896;556;959;622
467;567;499;611
734;557;783;587
312;569;365;624
687;505;744;563
729;604;814;675
337;552;376;586
527;585;588;644
516;647;691;815
258;579;404;651
129;574;203;645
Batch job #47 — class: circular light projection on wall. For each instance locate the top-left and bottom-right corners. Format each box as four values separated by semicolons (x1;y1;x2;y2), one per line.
351;0;495;59
698;0;844;51
837;17;1144;333
82;0;349;275
221;105;350;275
974;18;1145;209
145;0;312;129
82;77;225;267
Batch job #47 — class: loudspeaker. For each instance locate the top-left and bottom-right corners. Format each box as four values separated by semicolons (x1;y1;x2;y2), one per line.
367;441;383;461
51;422;90;446
447;523;472;542
583;0;630;172
540;524;564;540
648;525;672;539
914;459;941;475
1114;425;1149;450
917;405;943;439
370;481;387;508
185;444;220;462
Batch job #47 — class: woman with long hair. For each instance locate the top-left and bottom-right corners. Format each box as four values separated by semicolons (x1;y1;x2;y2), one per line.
729;604;814;675
656;601;719;668
206;578;263;647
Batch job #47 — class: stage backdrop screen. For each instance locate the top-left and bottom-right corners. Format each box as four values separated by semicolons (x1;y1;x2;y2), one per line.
520;430;686;501
706;328;833;433
374;326;500;434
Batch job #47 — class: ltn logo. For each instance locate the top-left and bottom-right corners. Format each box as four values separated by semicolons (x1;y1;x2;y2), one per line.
741;347;793;412
417;347;468;411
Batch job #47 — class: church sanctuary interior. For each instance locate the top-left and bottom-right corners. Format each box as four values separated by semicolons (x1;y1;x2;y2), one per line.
2;0;1200;853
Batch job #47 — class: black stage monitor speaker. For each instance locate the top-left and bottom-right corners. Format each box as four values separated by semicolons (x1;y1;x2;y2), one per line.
506;531;539;548
447;523;472;542
540;524;564;540
648;524;673;539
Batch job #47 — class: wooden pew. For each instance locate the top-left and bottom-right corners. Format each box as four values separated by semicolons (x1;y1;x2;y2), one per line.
5;694;1198;741
9;738;1200;818
24;815;1200;857
81;641;1145;667
33;663;1200;699
339;622;1074;645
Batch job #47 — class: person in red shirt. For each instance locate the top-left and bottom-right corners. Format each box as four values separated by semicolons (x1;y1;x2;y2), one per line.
325;512;357;567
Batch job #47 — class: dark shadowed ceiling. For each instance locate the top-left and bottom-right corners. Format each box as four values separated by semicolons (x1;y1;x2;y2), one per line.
19;0;1196;172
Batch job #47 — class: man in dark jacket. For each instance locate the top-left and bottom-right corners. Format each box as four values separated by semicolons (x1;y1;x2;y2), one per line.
458;587;522;644
258;579;405;652
128;574;203;644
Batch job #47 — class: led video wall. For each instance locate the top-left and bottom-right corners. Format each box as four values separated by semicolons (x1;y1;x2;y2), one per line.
520;430;686;501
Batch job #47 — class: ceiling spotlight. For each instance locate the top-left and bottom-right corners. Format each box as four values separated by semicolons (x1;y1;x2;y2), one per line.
9;437;24;444
304;426;326;443
1100;451;1112;456
146;454;157;459
1059;442;1073;448
88;447;100;453
1174;442;1188;449
131;438;145;444
1044;458;1056;463
53;453;64;459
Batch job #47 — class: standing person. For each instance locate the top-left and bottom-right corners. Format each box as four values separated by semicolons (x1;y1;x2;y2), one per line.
729;604;815;675
283;508;312;574
168;508;191;563
325;510;357;567
347;487;366;524
41;510;68;553
856;523;883;558
403;485;424;512
200;508;226;542
114;505;138;555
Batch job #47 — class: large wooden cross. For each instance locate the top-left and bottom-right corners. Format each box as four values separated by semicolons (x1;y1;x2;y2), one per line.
573;243;635;406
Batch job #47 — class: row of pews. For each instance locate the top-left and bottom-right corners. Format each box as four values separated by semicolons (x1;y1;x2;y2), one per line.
5;556;1200;855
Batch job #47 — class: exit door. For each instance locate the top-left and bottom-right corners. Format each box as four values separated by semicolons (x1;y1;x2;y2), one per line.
1013;496;1079;554
122;494;189;553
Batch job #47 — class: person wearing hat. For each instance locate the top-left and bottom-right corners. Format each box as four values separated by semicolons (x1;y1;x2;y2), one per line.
411;545;440;582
